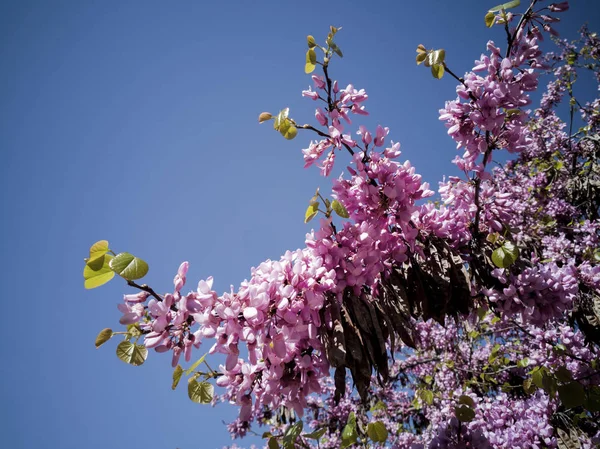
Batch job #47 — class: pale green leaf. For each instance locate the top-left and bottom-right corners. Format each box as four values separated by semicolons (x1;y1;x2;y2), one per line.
87;240;110;270
305;202;319;223
116;340;148;366
185;353;207;376
307;35;316;48
431;63;445;79
84;254;115;289
188;379;214;404
485;11;496;27
331;200;349;218
488;0;520;12
95;328;113;348
172;365;183;390
109;252;149;281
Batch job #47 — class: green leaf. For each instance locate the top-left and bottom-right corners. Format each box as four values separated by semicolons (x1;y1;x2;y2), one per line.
282;123;298;140
416;44;427;54
188;379;214;404
268;437;280;449
303;427;326;440
517;358;530;368
458;395;475;408
419;389;434;405
172;365;183;390
283;421;303;449
366;421;388;443
455;404;475;422
273;108;289;131
305;202;319;223
127;323;142;338
491;241;519;268
109;252;149;281
84;254;115;289
331;43;343;58
431;63;445;79
87;240;110;270
432;49;445;65
341;412;358;448
416;52;427;65
185;353;207;376
95;328;113;348
585;386;600;412
555;366;573;382
258;112;273;123
331;200;349;218
558;382;585;409
488;0;520;13
305;49;316;74
116;340;148;366
307;35;316;48
485;11;496;27
370;400;387;412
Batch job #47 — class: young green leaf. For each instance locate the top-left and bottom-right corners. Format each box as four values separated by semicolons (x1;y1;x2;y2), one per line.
485;11;496;27
431;63;445;79
366;421;388;443
87;240;110;270
188;379;214;404
488;0;520;13
282;124;298;140
268;437;280;449
305;49;317;74
331;200;349;218
95;328;113;348
83;254;115;289
307;35;316;48
273;108;289;131
416;52;428;65
184;352;207;376
172;365;184;390
116;341;148;366
305;202;319;223
109;252;149;281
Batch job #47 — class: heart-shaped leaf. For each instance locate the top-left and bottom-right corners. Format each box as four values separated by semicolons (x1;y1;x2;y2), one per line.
188;379;214;404
84;254;115;289
116;340;148;366
109;252;149;281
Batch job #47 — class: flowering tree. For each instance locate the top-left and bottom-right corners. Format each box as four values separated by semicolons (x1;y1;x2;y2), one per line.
83;1;600;447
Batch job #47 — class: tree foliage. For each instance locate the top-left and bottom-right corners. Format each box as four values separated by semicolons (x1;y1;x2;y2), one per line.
83;1;600;447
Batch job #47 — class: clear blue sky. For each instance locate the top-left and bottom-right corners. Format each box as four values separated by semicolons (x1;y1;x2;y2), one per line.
1;1;599;448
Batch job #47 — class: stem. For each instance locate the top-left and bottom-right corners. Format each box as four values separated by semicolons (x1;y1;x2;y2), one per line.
127;280;164;304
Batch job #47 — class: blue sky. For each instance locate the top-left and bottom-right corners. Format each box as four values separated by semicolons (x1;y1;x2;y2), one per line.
1;1;599;448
